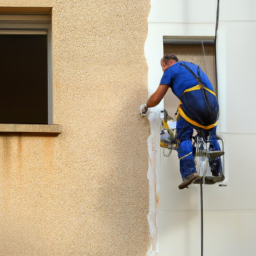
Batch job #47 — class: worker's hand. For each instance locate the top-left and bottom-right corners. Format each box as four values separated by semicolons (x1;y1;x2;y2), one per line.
139;104;148;116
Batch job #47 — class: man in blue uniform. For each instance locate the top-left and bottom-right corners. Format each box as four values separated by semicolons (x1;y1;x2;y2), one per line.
140;54;223;189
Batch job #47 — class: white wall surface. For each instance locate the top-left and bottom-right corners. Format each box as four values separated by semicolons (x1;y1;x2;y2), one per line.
145;0;256;255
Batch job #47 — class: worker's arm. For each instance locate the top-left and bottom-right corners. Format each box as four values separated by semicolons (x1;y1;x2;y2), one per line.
147;84;169;108
140;84;169;116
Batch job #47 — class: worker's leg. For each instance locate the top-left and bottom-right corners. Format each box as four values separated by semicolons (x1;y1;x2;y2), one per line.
209;126;222;176
176;116;197;179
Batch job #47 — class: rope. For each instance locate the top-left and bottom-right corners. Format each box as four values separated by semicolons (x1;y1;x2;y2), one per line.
178;152;192;160
201;41;208;75
200;182;204;256
214;0;220;98
163;148;172;157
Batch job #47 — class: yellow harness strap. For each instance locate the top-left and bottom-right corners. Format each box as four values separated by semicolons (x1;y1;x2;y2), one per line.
178;85;218;130
182;84;216;96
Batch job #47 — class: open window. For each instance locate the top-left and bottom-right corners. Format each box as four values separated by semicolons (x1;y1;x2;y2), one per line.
0;8;52;125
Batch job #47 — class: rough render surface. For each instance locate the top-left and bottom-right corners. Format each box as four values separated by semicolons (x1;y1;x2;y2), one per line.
0;1;150;255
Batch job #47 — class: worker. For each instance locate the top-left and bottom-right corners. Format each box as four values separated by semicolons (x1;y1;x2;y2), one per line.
140;54;224;189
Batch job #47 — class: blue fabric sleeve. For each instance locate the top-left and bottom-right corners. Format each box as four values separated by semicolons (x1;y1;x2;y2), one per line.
160;69;172;86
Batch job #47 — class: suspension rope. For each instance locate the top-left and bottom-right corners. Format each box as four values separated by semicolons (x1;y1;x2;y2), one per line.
214;0;220;98
200;182;204;256
201;41;207;76
200;4;220;255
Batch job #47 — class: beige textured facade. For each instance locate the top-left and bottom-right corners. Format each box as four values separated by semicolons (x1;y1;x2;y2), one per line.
0;1;150;255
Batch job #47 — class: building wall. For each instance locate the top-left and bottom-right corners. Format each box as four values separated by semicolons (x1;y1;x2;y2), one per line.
0;1;151;255
146;0;256;255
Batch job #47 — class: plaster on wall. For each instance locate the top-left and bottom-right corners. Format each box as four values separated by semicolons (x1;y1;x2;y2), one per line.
145;1;217;255
146;0;256;255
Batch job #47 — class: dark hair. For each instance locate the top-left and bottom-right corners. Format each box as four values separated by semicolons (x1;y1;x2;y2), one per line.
162;54;178;64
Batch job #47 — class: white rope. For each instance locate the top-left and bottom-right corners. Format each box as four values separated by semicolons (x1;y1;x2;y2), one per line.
179;152;192;160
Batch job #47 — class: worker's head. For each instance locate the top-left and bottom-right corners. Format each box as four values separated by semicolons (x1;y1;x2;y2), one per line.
161;54;178;71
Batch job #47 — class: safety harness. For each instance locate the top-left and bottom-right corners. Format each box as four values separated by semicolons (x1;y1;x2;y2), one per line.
178;63;219;130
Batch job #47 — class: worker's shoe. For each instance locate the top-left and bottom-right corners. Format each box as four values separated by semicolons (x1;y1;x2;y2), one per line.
207;150;224;159
195;150;224;159
178;173;200;189
204;174;225;185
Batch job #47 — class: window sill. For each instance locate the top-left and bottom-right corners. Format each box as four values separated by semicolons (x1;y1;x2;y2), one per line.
0;124;62;136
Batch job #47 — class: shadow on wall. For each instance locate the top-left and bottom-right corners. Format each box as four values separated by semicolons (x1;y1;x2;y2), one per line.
88;84;150;255
68;82;150;256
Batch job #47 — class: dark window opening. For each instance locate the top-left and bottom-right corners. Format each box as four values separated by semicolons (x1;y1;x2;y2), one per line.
0;34;48;124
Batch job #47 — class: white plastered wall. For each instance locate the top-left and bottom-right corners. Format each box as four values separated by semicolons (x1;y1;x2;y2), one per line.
145;0;256;255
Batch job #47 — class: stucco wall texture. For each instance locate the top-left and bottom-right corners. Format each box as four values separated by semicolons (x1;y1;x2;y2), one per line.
0;1;150;255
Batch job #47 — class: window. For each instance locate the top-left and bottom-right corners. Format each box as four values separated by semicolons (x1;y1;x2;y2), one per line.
0;8;52;125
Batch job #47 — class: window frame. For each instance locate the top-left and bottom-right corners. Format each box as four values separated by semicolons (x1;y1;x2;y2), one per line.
0;20;53;125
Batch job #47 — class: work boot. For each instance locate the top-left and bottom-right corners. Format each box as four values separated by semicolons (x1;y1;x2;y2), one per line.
178;173;199;189
194;150;224;159
193;174;225;185
205;174;225;184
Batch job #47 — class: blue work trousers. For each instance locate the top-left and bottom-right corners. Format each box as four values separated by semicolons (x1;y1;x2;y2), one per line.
176;116;221;178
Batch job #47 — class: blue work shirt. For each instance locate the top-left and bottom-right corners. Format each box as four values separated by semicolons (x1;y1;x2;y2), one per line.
160;61;214;98
160;61;219;128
